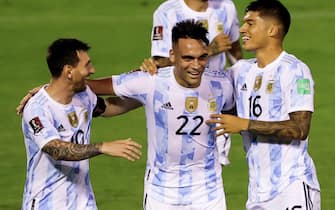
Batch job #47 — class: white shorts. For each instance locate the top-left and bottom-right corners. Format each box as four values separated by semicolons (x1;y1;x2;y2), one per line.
246;180;320;210
143;193;226;210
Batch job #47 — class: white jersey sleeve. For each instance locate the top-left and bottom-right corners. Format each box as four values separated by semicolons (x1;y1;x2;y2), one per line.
112;71;153;103
285;61;314;113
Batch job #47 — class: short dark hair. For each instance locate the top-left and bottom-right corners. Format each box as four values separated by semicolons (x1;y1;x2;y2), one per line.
246;0;291;36
46;38;90;78
172;19;209;46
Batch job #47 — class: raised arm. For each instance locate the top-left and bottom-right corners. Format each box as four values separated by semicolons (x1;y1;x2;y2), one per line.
227;40;243;65
86;77;115;95
102;97;142;117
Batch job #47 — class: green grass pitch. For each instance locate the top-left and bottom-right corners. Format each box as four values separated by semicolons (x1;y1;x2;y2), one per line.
0;0;334;209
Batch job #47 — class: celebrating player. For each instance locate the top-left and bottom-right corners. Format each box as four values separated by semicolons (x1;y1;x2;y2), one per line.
21;38;142;210
88;20;235;210
207;1;321;209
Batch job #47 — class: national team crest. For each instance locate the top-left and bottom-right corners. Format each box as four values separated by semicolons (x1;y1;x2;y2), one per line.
217;23;224;33
185;97;198;113
67;111;78;127
253;75;263;91
208;98;217;113
266;80;275;94
197;19;208;30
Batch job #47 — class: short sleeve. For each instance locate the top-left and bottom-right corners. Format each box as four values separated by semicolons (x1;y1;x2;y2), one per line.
151;8;172;57
287;62;314;113
112;71;153;104
23;103;60;149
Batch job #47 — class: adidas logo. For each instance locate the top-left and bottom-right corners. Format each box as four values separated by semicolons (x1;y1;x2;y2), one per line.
57;124;66;132
161;102;174;110
241;83;247;91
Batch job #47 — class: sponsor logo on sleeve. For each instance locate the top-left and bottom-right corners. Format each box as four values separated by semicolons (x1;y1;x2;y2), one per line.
297;78;311;94
152;26;163;40
29;117;44;134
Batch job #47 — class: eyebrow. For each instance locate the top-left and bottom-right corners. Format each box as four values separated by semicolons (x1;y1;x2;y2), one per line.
85;60;91;67
181;53;208;59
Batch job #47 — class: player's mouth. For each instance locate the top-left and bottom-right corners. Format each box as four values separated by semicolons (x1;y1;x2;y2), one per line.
242;35;250;43
188;70;202;79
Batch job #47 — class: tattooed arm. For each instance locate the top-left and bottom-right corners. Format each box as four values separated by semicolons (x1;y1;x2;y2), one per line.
208;33;232;57
42;140;102;161
248;111;312;140
42;138;142;161
207;111;312;141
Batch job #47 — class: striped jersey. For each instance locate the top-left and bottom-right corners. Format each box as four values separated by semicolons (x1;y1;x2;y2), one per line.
151;0;240;75
229;51;320;203
112;67;234;205
21;86;98;210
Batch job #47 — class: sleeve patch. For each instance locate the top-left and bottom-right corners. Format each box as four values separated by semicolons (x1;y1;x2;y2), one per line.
29;117;44;134
297;79;311;94
152;26;163;40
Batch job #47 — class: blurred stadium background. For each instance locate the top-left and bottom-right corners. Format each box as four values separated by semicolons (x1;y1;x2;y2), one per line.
0;0;334;209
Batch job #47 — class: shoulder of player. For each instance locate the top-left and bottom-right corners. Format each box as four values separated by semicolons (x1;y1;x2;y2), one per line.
154;0;179;14
280;52;311;72
232;58;256;69
22;88;51;119
214;0;238;12
23;85;48;111
156;66;174;78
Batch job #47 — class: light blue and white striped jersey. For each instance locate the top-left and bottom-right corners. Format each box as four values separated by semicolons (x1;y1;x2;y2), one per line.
151;0;240;74
21;85;98;210
229;51;320;203
112;67;234;205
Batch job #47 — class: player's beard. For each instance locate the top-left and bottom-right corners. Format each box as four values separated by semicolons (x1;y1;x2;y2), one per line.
73;81;86;93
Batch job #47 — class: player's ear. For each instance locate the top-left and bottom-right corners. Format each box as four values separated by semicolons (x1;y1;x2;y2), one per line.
63;64;73;80
268;23;280;38
169;49;175;63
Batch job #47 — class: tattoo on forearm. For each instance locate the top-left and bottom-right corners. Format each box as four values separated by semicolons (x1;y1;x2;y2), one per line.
42;140;102;161
248;111;312;140
210;41;220;56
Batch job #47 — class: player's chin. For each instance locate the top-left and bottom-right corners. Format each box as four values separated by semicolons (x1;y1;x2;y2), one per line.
242;43;256;52
74;85;87;93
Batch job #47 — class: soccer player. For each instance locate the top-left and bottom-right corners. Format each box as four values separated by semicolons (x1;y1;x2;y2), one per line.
140;0;242;167
145;0;242;74
21;38;142;210
206;0;321;209
88;20;235;210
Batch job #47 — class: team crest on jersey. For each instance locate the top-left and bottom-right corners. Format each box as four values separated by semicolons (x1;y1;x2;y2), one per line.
152;26;163;40
185;97;198;113
217;23;224;33
253;75;263;91
266;80;275;94
67;111;78;127
29;117;44;134
197;19;208;30
208;98;217;113
79;108;89;122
